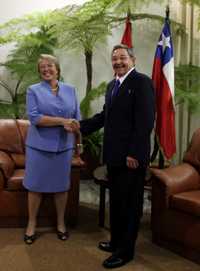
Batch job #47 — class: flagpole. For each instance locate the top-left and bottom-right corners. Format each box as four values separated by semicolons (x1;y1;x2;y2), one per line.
158;151;164;168
127;6;131;19
166;5;169;22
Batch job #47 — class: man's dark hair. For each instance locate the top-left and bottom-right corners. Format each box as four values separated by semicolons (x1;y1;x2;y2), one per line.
112;44;135;58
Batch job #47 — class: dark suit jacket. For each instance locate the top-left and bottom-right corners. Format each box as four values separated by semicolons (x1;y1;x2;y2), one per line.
80;69;155;167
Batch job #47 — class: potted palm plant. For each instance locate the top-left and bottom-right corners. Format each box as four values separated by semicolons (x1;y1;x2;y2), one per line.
80;82;107;179
0;20;57;118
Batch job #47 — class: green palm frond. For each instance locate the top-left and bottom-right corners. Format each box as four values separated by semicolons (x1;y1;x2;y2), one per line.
53;7;111;53
175;65;200;113
80;82;107;118
0;18;58;118
83;130;104;157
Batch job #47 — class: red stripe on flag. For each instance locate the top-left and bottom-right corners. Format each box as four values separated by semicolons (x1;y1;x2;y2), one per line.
121;17;133;48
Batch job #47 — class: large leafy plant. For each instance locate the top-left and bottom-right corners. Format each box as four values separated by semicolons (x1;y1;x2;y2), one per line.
80;82;107;157
0;20;57;118
175;65;200;113
53;4;111;96
175;64;200;146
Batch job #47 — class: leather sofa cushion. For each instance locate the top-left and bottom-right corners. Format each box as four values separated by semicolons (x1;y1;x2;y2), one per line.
10;154;25;168
183;128;200;173
7;169;25;191
171;190;200;216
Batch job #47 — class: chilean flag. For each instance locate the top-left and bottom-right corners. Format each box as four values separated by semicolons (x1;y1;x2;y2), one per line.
152;19;176;160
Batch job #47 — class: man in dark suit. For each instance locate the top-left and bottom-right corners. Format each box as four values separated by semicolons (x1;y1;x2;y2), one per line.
80;44;155;268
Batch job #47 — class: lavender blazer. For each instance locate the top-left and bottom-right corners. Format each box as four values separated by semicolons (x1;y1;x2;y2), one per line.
26;80;80;152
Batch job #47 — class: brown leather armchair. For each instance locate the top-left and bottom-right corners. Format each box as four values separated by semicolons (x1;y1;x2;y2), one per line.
0;119;83;227
150;128;200;263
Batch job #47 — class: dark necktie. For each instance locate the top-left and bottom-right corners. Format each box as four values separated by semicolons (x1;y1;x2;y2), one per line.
111;79;120;99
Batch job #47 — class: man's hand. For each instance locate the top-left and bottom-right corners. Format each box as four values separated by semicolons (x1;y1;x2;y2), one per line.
63;119;80;133
126;156;139;169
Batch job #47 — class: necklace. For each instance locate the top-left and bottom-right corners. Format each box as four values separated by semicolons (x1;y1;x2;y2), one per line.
51;86;58;92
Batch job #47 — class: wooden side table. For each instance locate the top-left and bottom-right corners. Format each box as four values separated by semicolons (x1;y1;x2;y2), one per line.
93;165;110;227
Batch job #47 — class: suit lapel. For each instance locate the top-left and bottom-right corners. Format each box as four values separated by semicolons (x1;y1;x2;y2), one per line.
105;69;137;116
106;80;115;107
111;69;137;104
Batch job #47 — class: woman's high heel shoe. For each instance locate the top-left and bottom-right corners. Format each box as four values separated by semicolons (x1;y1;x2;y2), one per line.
57;230;69;241
24;234;36;245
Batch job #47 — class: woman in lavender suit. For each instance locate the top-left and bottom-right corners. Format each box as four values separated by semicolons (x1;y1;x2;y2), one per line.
23;54;80;244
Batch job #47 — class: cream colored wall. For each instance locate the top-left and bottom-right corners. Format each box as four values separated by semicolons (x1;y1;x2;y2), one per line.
0;0;86;24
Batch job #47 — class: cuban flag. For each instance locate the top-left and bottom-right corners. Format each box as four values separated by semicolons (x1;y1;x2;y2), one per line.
121;16;133;48
152;19;176;160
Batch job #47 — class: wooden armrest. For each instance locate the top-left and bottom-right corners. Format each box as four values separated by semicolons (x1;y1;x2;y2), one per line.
71;156;85;167
0;171;5;190
0;151;15;178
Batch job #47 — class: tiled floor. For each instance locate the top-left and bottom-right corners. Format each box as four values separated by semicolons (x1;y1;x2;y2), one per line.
80;178;151;213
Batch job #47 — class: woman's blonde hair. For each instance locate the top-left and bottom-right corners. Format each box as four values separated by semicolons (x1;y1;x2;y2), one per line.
38;54;61;80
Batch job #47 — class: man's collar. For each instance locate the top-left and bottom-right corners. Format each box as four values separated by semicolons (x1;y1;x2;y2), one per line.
116;67;135;85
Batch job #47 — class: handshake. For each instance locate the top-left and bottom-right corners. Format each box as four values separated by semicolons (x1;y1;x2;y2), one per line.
63;118;80;133
62;118;84;160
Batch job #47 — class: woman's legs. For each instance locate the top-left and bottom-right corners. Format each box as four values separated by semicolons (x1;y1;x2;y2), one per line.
26;191;42;236
54;191;68;232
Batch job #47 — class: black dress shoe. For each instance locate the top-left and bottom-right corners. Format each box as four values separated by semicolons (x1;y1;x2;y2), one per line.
24;234;36;245
98;241;114;252
57;230;69;241
103;255;132;269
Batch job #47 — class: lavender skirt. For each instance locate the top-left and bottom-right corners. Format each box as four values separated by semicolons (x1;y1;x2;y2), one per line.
23;146;73;193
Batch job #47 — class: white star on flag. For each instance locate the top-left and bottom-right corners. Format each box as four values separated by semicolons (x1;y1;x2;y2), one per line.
158;33;171;52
